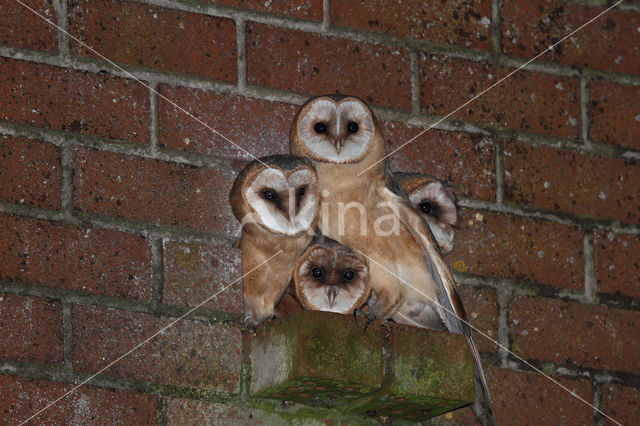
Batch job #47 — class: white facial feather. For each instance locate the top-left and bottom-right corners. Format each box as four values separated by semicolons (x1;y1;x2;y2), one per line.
245;168;317;235
298;99;373;163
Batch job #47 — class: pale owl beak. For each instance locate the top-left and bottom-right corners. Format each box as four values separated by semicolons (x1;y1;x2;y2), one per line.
334;137;346;154
326;287;339;308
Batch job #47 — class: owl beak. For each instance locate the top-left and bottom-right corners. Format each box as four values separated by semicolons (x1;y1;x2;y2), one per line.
334;137;346;154
326;287;339;308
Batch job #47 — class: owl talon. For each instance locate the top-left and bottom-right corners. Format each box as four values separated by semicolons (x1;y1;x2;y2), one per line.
363;317;374;334
383;321;392;338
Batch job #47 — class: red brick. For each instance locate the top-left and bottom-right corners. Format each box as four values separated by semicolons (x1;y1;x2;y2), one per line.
502;0;640;76
201;0;322;19
246;23;411;110
594;231;640;299
602;384;640;426
69;0;236;81
72;305;241;392
0;0;57;51
429;406;480;425
486;367;593;425
158;86;297;161
449;209;584;289
73;147;239;235
590;80;640;151
420;55;581;139
381;121;496;201
0;214;151;300
0;136;61;209
162;242;242;312
458;286;498;353
504;141;640;223
0;293;62;364
331;0;492;50
511;296;640;373
0;374;156;425
0;58;149;143
164;398;300;425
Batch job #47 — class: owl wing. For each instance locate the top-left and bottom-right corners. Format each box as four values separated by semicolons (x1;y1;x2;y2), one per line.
383;165;496;425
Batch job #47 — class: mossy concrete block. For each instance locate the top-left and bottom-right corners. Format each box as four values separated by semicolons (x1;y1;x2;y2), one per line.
345;325;474;421
244;311;474;421
244;311;383;407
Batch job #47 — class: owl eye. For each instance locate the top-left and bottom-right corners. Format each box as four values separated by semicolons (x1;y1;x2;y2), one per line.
262;189;276;201
297;186;306;197
420;201;432;214
311;267;323;278
343;270;355;280
314;122;327;134
347;122;359;133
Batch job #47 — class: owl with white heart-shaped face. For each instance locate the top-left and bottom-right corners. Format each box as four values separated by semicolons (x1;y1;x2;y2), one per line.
230;155;319;327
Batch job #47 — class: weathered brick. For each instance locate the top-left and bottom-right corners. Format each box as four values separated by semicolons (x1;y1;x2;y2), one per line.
0;135;61;209
486;367;592;425
0;374;156;424
0;293;62;364
69;0;236;81
502;0;640;76
504;141;640;223
0;0;57;51
381;121;496;201
246;23;411;110
420;55;581;139
602;384;640;426
201;0;322;19
511;296;640;373
0;214;151;300
0;58;149;143
162;241;242;312
73;147;239;236
449;209;584;289
158;86;297;161
590;80;640;151
72;305;241;392
594;231;640;299
331;0;492;50
458;286;498;353
164;398;297;426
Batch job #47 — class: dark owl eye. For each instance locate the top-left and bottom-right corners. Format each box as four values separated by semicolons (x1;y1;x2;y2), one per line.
262;189;276;200
420;201;432;214
343;270;355;280
347;122;359;133
297;186;306;197
314;122;327;134
312;267;323;278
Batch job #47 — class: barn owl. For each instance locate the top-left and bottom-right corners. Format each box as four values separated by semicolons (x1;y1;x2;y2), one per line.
289;95;494;425
293;234;370;314
229;155;319;327
394;172;458;254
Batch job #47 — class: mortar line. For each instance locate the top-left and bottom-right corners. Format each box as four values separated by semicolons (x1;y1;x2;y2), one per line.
583;232;597;303
321;0;330;31
61;302;73;375
235;18;247;92
496;284;512;366
494;139;504;205
13;0;270;170
52;0;69;58
592;380;604;426
155;394;168;426
60;142;74;217
356;250;622;425
357;0;626;177
409;50;421;114
19;250;283;425
150;238;165;312
149;82;159;153
491;0;502;55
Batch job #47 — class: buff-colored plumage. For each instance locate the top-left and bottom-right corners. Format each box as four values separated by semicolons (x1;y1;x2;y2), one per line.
293;235;370;314
230;155;319;327
289;95;495;425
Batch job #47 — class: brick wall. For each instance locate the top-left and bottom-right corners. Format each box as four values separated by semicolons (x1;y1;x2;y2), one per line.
0;0;638;424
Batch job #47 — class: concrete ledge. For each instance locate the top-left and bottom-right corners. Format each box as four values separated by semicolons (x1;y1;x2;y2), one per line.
243;311;473;421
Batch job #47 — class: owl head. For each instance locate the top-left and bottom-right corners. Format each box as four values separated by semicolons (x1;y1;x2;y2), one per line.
394;172;458;254
230;155;320;235
294;236;370;314
290;95;387;171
